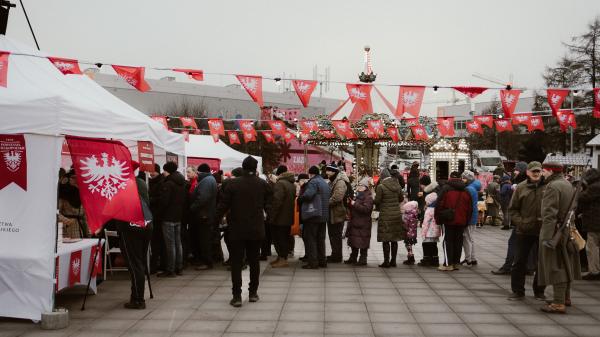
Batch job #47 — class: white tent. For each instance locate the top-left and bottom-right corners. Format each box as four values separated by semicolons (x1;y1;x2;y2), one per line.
0;36;184;321
185;134;262;172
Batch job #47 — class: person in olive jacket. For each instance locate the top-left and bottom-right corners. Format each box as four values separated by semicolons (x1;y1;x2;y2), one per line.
374;168;404;268
268;165;296;268
538;162;581;314
507;161;547;301
325;164;350;263
577;168;600;280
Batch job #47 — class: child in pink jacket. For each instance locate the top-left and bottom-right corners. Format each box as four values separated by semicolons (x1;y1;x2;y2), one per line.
402;201;419;265
419;192;441;267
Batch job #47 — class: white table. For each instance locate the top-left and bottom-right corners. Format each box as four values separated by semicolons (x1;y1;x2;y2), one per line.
55;239;104;293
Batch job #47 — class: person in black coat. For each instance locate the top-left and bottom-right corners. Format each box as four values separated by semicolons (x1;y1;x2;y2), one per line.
407;166;421;202
189;163;218;270
148;164;165;274
216;156;273;307
578;169;600;280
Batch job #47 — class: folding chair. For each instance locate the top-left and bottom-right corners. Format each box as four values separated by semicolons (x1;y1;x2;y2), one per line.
103;230;128;280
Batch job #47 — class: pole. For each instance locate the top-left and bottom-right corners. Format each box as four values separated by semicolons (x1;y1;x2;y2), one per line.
18;0;39;50
570;94;574;154
81;237;102;310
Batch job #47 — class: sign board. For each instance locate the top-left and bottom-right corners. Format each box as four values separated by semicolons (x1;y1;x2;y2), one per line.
137;141;155;172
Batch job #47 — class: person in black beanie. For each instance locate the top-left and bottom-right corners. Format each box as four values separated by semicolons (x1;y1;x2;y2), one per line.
268;165;296;268
217;156;272;307
148;163;165;274
190;163;217;270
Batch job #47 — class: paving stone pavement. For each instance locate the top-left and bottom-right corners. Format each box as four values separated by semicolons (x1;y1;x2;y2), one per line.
2;226;600;337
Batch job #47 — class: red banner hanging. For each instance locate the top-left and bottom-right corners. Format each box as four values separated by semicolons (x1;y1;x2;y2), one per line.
208;118;225;142
292;79;317;107
466;120;483;135
437;117;455;137
262;131;275;143
137;141;155;172
495;119;513;132
66;136;145;234
403;118;419;127
512;112;532;126
68;250;82;287
179;116;198;129
299;132;310;143
346;84;372;109
48;57;82;75
283;132;295;143
236;75;264;107
227;131;241;145
366;119;385;137
332;120;356;139
528;116;545;132
88;244;103;277
112;65;151;92
239;120;256;136
500;89;521;119
268;120;287;136
594;88;600;119
387;127;399;143
0;134;27;191
0;51;9;87
452;86;487;98
320;129;336;139
151;116;169;129
299;119;319;134
396;86;425;119
172;68;204;81
364;128;376;139
474;115;494;128
410;125;429;141
547;89;569;116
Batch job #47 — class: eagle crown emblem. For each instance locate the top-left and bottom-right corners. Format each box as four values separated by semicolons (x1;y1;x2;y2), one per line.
551;94;562;105
54;61;74;70
3;150;22;172
241;78;258;92
79;153;129;200
503;94;515;106
402;91;418;107
350;87;367;100
296;82;311;94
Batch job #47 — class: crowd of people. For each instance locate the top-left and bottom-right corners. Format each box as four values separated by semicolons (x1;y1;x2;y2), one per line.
56;157;600;314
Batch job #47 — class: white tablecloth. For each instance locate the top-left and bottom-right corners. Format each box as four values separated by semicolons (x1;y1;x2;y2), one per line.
55;239;104;293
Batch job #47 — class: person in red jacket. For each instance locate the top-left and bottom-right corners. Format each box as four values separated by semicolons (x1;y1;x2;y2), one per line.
435;171;473;271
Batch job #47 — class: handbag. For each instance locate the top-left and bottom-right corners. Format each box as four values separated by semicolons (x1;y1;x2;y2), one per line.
570;227;586;251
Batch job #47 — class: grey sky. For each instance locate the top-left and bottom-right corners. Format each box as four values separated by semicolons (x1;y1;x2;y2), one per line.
6;0;600;115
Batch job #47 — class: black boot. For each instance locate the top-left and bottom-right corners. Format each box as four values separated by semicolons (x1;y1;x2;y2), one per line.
379;242;390;268
430;256;440;267
403;255;416;265
345;248;358;265
355;249;367;266
389;242;398;267
418;243;431;266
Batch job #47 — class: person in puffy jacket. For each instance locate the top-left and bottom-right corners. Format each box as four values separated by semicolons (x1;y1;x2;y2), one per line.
419;192;441;267
344;178;373;266
268;165;296;268
402;201;419;265
461;170;481;266
374;168;405;268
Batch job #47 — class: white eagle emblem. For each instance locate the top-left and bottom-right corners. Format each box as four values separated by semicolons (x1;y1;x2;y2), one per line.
370;121;381;129
531;118;540;126
442;120;451;128
415;128;423;135
558;114;568;122
296;81;311;94
209;121;222;129
241;122;253;131
498;121;508;128
72;257;81;276
402;91;419;107
503;93;516;106
118;73;138;87
3;150;22;172
468;122;478;129
550;93;562;106
53;61;74;72
244;132;253;140
515;115;528;123
349;88;367;101
240;78;258;93
230;133;239;141
337;123;347;130
79;153;129;200
479;116;491;123
273;122;283;130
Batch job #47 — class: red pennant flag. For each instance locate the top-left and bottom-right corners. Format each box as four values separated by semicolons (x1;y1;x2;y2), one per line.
300;133;310;143
182;130;190;142
495;119;513;132
453;86;487;99
68;250;82;287
292;80;317;107
0;134;27;191
528;116;545;132
410;125;429;141
112;65;151;92
346;84;372;109
396;86;425;119
239;120;256;135
227;131;241;145
474;115;494;128
172;68;204;81
466;120;483;135
179;117;198;129
366;119;385;137
512;112;532;126
593;88;600;119
151;116;169;130
556;110;574;132
283;132;295;143
66;136;145;234
262;131;275;143
321;129;336;139
364;128;376;139
48;57;82;75
437;117;455;137
500;89;521;119
332;120;355;139
0;51;9;87
268;120;287;136
387;127;400;143
236;75;264;107
299;119;319;134
547;89;569;116
242;130;256;142
88;244;103;277
403;118;419;127
208;118;225;142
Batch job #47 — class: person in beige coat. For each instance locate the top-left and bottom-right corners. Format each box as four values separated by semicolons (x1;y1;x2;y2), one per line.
325;165;349;263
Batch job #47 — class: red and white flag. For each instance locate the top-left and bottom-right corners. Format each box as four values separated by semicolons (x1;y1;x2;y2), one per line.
453;86;487;98
0;134;27;191
593;88;600;119
500;89;521;119
262;131;275;143
437;117;455;137
88;244;103;277
321;129;336;139
410;125;429;141
403;118;419;127
495;119;513;132
0;51;9;87
268;120;287;136
466;120;483;135
332;120;356;139
239;120;256;135
364;128;376;139
227;131;241;145
387;127;400;143
181;130;190;142
68;250;82;287
556;110;576;132
172;68;204;81
299;132;310;143
346;84;372;109
474;115;494;128
208;118;225;142
299;119;319;134
112;65;151;92
396;86;425;119
292;79;317;107
48;57;82;75
236;75;264;107
547;89;569;116
137;141;155;172
512;112;532;126
151;116;169;130
366;119;385;137
179;117;198;129
283;132;295;143
528;116;545;132
66;136;144;234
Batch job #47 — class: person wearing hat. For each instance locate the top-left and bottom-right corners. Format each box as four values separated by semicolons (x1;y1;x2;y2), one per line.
538;162;581;313
216;156;273;307
461;169;481;266
148;163;165;274
189;163;218;271
298;166;330;269
324;164;350;263
507;161;547;301
513;161;528;185
374;168;405;268
344;177;374;266
268;165;296;268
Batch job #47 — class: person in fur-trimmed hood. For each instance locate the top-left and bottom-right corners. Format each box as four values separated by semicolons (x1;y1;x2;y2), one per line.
419;192;441;267
344;177;374;266
402;201;419;265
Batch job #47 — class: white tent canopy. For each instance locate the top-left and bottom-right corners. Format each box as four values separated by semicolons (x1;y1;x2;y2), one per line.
0;36;184;155
185;134;262;172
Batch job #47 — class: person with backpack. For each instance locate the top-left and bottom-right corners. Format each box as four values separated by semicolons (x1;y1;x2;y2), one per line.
325;164;349;263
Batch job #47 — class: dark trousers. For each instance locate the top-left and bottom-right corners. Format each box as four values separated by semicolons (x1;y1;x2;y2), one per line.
304;221;326;266
327;222;344;259
230;239;261;297
511;234;545;295
350;247;368;260
117;221;150;303
197;219;214;267
443;226;465;266
422;242;438;259
271;225;291;259
501;228;536;272
261;223;272;257
150;218;165;272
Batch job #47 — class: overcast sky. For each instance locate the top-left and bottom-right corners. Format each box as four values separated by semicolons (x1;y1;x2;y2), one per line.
6;0;600;115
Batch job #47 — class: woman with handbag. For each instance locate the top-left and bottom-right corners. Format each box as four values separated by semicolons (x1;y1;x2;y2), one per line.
484;175;501;226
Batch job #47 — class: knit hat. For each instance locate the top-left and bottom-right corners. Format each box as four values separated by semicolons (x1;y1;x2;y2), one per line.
501;175;511;183
308;166;320;175
527;161;542;171
450;171;461;179
297;173;309;182
231;167;243;177
242;156;258;172
153;163;161;173
402;200;419;212
325;164;339;173
542;161;563;173
163;161;178;174
515;161;528;173
461;170;475;182
275;165;288;176
198;163;211;173
379;168;391;180
358;177;370;188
